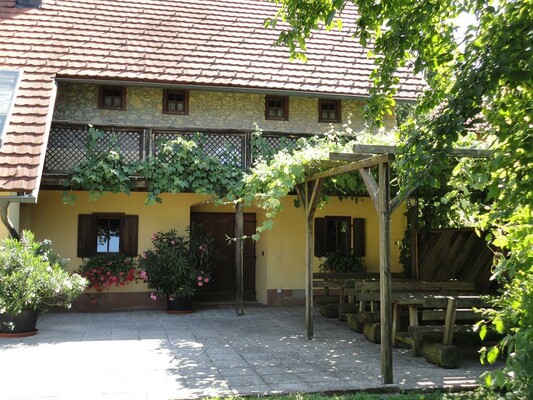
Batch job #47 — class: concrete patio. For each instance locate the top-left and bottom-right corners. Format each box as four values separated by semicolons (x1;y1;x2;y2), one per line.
0;305;495;399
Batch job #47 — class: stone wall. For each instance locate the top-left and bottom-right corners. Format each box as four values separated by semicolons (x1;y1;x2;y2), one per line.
53;82;394;133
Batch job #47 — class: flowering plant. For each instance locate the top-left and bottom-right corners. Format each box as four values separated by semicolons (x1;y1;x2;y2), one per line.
138;225;214;300
78;254;145;292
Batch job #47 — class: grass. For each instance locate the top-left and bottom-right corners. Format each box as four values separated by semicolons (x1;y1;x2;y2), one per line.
217;389;499;400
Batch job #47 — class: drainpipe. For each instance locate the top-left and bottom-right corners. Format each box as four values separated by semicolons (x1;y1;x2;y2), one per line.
0;195;37;240
0;200;20;239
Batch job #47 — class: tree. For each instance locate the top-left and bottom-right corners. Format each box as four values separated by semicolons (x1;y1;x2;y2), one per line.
267;0;532;396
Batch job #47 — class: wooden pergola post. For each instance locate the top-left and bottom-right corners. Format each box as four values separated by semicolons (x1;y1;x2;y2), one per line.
378;161;393;384
297;179;323;339
235;201;244;315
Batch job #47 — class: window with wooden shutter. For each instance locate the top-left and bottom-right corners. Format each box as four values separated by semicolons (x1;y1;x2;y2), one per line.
314;216;366;257
77;213;138;258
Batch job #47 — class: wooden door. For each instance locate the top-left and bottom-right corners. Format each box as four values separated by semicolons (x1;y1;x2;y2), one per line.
191;212;256;301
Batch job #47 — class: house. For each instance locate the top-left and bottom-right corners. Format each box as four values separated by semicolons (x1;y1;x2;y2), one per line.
0;0;422;309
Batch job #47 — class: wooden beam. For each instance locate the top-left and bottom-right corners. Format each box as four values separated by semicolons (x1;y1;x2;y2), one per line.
353;144;396;154
389;185;417;214
329;152;369;162
360;168;379;211
235;202;244;316
295;184;305;206
307;179;323;219
378;161;393;385
306;154;393;182
353;144;493;158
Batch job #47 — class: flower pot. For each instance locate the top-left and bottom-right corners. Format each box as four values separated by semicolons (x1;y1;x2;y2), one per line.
0;310;39;337
166;296;193;314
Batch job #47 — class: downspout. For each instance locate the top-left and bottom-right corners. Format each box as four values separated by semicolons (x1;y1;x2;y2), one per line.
0;199;20;239
0;194;38;240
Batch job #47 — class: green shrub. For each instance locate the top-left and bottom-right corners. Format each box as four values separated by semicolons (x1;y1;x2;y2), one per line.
0;231;87;315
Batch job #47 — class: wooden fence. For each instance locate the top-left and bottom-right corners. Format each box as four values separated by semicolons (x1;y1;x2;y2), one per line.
416;228;496;293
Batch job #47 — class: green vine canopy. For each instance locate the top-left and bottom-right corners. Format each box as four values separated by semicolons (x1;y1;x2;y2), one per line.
64;124;486;240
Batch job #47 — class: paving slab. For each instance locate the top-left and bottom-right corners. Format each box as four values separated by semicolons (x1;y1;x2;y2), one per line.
0;305;499;399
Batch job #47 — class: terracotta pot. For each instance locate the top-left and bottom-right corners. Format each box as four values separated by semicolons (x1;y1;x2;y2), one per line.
0;310;39;337
166;296;193;314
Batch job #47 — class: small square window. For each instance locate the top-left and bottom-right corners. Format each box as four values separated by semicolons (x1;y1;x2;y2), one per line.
265;96;288;121
318;99;341;123
163;89;189;115
98;86;126;110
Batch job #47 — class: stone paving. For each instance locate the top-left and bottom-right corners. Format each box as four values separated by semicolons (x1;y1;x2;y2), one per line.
0;305;496;399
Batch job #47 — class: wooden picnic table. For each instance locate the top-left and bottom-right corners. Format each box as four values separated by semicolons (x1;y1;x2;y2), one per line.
391;293;489;355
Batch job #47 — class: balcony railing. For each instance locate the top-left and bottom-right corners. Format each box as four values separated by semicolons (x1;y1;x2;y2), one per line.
42;123;308;187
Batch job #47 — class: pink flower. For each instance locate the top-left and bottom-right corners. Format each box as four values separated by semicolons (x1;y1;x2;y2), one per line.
140;270;147;280
204;278;209;283
152;233;158;241
198;276;203;281
149;293;157;301
142;252;147;259
168;296;175;301
171;240;175;245
198;281;203;286
198;245;204;251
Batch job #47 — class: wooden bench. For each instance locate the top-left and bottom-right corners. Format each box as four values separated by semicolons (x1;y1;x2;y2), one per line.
342;280;477;338
313;273;377;318
406;295;500;368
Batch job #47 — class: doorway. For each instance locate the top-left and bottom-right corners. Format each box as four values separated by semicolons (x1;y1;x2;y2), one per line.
191;212;256;301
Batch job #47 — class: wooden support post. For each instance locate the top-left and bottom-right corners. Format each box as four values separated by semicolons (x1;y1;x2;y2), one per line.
303;179;324;339
378;161;393;384
235;202;244;315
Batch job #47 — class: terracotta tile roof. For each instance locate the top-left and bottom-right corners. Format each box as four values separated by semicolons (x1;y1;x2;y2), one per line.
0;0;423;193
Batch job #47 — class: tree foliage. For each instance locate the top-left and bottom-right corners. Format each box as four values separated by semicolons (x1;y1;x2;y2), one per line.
268;0;532;396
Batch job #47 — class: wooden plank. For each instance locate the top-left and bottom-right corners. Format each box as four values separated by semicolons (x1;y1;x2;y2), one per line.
355;280;475;293
329;152;369;162
352;144;493;158
379;161;393;384
360;168;379;211
422;309;481;321
305;154;393;182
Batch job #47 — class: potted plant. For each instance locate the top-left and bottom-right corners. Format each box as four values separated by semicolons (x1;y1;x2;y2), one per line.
138;224;214;313
319;251;365;273
0;230;87;337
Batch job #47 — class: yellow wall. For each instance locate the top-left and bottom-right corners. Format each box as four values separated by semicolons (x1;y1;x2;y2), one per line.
21;190;407;302
262;196;406;292
21;191;208;292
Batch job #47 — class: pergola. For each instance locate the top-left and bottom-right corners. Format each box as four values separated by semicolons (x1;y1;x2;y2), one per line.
234;143;492;384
